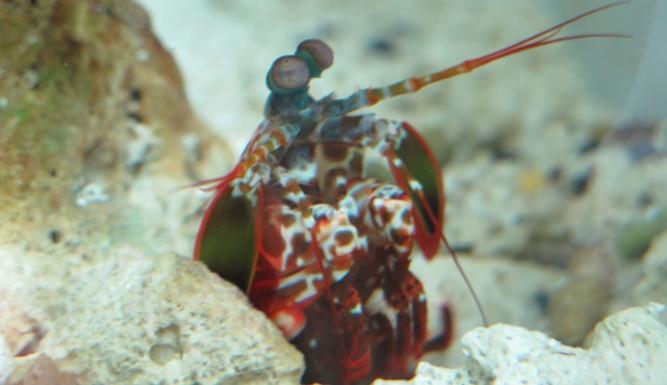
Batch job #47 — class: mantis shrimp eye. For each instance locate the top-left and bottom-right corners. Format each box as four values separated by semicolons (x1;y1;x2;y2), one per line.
297;39;334;72
269;55;311;91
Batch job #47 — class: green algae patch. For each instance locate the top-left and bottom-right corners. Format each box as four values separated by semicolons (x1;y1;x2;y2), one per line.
616;208;667;260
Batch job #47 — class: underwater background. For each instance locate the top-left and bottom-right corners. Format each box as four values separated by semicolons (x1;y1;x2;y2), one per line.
1;0;666;384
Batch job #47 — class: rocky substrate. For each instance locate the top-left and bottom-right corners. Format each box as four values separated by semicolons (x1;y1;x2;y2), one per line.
374;304;667;385
0;250;303;385
0;1;301;384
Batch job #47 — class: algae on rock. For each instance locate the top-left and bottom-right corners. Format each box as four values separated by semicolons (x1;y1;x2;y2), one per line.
0;1;303;384
0;0;230;256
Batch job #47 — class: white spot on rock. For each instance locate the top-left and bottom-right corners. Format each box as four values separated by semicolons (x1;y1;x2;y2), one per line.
136;49;151;62
75;183;110;207
126;123;161;171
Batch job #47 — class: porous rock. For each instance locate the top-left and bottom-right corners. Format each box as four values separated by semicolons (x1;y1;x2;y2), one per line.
0;249;303;385
0;0;302;384
0;0;231;257
374;303;667;385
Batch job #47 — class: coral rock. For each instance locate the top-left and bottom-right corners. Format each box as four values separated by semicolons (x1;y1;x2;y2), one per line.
374;304;667;385
0;250;303;385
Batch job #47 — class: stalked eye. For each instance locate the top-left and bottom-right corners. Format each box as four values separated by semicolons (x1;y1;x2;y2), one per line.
297;39;334;73
270;55;311;91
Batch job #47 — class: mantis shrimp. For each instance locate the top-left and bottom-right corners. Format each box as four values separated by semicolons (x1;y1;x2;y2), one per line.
194;3;627;384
